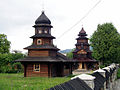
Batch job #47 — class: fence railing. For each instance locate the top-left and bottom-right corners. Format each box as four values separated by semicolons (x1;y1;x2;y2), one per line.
49;63;119;90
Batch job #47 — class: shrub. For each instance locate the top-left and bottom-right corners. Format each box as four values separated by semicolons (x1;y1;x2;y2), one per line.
117;68;120;79
0;53;25;73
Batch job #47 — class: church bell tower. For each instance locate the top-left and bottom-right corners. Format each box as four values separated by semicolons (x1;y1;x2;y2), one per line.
24;11;59;57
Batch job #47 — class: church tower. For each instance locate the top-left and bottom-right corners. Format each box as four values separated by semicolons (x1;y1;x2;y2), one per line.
24;11;59;57
73;27;97;70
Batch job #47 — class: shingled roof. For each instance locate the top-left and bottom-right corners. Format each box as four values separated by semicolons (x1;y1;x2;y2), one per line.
76;36;88;40
24;44;59;50
49;78;92;90
76;58;97;62
78;27;87;36
30;34;55;39
15;52;76;63
35;11;51;24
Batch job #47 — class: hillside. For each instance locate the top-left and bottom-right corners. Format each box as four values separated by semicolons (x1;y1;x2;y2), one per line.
59;49;73;54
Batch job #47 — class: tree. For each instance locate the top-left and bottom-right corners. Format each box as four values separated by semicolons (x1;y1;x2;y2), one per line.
66;49;74;59
90;23;120;65
0;53;25;73
0;34;10;54
0;34;25;73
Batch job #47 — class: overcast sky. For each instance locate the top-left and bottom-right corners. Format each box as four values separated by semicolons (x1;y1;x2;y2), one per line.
0;0;120;53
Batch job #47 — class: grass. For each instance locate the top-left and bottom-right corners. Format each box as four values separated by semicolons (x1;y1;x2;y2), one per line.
0;73;70;90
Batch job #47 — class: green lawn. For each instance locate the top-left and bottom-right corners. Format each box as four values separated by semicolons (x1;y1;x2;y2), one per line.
0;73;70;90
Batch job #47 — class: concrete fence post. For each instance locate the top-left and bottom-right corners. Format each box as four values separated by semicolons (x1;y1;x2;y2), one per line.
108;64;115;90
71;74;95;90
94;68;106;90
103;67;111;90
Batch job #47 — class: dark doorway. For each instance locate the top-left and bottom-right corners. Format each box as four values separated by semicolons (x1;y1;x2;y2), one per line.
82;63;84;69
51;63;64;77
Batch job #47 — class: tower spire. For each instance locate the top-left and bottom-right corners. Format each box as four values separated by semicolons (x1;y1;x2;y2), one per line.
82;24;83;27
42;0;44;12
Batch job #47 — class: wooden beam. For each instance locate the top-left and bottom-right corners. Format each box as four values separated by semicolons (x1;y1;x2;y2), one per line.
24;64;27;77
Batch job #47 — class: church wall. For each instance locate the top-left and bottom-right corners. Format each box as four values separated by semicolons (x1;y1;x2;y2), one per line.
42;38;51;45
33;38;52;45
26;63;49;77
76;46;81;49
33;38;43;45
33;39;37;45
77;39;88;43
84;46;88;49
28;50;49;57
49;50;57;57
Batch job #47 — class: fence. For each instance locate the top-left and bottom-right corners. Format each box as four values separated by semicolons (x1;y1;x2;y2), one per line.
49;63;119;90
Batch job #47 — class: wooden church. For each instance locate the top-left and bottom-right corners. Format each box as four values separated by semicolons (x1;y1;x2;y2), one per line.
73;27;98;70
16;11;75;77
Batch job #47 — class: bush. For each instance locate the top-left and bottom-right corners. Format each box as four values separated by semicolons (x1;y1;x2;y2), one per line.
0;53;25;73
117;68;120;79
12;62;24;73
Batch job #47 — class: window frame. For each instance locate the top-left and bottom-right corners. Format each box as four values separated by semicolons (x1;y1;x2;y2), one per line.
37;39;42;45
33;64;40;72
38;30;42;34
44;30;48;33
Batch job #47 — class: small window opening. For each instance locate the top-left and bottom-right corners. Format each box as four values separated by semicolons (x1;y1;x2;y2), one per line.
34;64;40;72
45;30;47;33
37;39;42;45
38;30;42;33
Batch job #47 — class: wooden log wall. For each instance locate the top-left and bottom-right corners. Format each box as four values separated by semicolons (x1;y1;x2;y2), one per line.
28;50;49;57
26;63;48;77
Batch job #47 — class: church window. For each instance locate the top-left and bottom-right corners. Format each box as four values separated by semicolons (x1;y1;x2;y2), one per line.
37;39;42;45
81;43;84;49
45;30;47;33
34;64;40;72
38;30;42;33
77;50;87;54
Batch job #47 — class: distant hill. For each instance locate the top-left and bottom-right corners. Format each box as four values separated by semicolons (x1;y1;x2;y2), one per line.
59;49;73;54
90;46;93;51
59;47;93;54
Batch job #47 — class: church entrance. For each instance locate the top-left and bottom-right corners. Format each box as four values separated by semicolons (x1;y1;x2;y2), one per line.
51;63;64;77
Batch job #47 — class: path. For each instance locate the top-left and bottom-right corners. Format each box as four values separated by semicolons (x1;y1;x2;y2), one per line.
113;79;120;90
